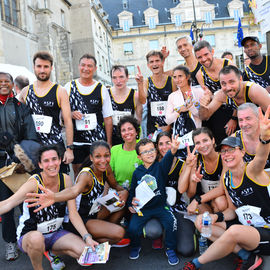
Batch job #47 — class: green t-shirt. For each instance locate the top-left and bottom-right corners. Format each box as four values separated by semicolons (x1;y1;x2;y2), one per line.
110;144;143;187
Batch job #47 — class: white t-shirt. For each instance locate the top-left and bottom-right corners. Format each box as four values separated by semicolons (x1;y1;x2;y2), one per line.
64;79;113;118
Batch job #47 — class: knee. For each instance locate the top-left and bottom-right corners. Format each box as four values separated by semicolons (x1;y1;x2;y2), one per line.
213;196;228;212
177;237;196;257
25;231;45;252
114;226;125;242
144;219;163;240
224;225;242;241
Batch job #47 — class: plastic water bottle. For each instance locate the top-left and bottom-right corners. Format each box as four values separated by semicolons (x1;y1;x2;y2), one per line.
201;211;212;237
198;235;208;255
122;180;130;190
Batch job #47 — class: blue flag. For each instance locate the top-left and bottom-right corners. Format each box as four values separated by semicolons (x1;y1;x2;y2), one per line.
237;17;243;47
190;26;194;41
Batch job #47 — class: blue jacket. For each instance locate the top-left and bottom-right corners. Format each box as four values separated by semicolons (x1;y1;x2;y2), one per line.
127;150;174;210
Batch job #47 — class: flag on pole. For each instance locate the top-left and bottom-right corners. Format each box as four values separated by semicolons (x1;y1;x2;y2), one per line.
190;26;194;42
237;17;244;47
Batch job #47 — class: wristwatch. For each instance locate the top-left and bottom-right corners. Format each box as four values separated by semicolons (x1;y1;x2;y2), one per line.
231;116;238;121
259;136;270;145
194;195;202;204
66;144;74;150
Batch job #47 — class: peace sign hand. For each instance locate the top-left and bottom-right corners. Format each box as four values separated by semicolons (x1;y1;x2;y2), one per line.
186;145;198;168
259;105;270;141
191;164;203;183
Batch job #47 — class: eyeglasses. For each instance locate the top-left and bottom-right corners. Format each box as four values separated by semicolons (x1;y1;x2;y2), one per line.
220;147;239;155
140;148;156;156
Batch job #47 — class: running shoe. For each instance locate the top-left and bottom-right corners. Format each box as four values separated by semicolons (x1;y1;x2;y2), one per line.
129;247;141;260
5;242;18;261
240;254;263;270
234;257;243;270
112;238;130;247
152;237;163;249
44;250;65;270
182;261;199;270
165;249;179;266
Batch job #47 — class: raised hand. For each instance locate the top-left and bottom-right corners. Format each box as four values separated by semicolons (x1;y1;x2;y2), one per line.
191;164;203;183
25;184;55;212
186;145;198;168
161;46;170;59
200;86;212;108
135;66;144;84
170;135;180;155
259;105;270;140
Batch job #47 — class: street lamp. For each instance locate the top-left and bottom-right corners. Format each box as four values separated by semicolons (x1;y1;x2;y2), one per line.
191;0;200;44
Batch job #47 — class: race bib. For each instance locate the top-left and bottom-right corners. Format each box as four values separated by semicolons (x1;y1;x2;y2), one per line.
75;114;97;131
32;115;52;134
112;111;131;126
37;217;64;234
201;179;219;194
177;131;194;149
151;101;167;117
235;205;266;227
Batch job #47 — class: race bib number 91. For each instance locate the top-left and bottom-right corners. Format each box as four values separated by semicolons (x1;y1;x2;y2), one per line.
75;114;97;131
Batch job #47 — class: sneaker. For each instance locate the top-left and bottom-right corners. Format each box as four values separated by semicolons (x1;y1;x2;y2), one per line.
112;238;130;247
165;249;179;266
152;237;163;250
129;247;141;260
240;254;263;270
182;261;198;270
5;242;18;261
234;257;243;270
44;251;65;270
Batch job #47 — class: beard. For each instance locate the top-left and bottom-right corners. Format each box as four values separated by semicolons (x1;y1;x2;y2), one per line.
36;73;50;82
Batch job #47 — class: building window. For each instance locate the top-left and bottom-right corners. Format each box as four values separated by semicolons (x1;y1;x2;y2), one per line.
204;35;215;47
61;9;65;27
123;19;130;32
124;42;133;55
0;0;19;27
122;0;128;10
233;9;239;21
147;0;153;7
258;31;266;43
99;26;102;41
127;65;135;77
175;14;182;26
149;39;159;50
102;56;105;73
149;17;156;29
204;12;212;24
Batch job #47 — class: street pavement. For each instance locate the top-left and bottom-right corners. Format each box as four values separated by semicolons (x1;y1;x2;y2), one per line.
1;210;270;270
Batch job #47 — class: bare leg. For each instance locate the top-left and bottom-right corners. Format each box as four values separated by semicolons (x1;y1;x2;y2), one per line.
72;164;82;179
211;195;228;212
86;219;125;244
22;231;45;270
51;233;86;259
198;225;260;265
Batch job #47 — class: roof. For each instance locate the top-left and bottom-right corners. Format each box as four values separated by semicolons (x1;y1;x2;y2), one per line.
99;0;250;29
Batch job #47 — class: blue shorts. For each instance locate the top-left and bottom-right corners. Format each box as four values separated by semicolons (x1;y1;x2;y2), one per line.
17;229;70;253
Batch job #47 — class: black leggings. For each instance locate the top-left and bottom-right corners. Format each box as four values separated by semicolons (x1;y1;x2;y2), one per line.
144;212;196;257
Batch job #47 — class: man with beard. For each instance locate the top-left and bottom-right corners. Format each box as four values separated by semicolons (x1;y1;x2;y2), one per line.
64;54;113;177
176;36;201;86
136;50;176;138
19;51;74;173
242;36;270;93
199;65;270;120
194;40;237;145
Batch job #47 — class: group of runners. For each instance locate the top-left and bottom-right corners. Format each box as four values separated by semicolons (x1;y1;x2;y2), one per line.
0;34;269;270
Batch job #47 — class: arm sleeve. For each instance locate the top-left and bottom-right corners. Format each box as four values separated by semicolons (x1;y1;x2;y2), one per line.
101;86;113;118
160;150;174;176
165;93;180;125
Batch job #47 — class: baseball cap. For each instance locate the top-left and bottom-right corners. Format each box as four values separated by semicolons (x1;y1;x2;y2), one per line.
241;36;260;47
215;136;243;152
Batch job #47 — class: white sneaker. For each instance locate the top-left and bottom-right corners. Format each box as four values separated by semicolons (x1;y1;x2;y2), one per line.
44;250;65;270
5;242;19;261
